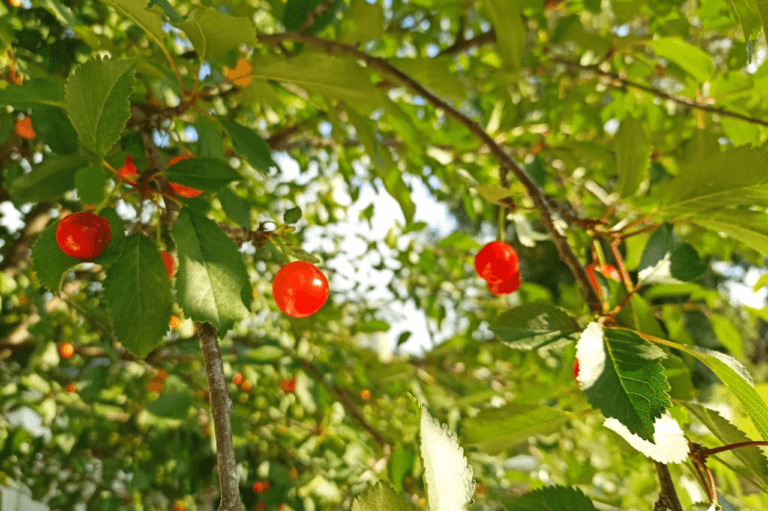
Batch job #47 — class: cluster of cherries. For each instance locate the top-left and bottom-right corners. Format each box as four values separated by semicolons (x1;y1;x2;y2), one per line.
52;154;330;319
474;241;521;295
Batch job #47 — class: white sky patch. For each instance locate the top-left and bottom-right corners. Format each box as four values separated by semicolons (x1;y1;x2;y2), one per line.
420;407;474;511
604;413;688;463
575;323;605;390
638;253;683;285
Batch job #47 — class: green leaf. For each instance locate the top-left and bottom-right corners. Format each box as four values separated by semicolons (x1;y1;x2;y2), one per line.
481;0;524;70
710;314;743;359
8;154;88;203
503;486;599;511
648;37;713;82
0;79;65;108
753;272;768;292
39;0;81;27
576;325;670;441
31;221;80;292
437;232;481;250
615;118;651;198
338;0;384;44
660;146;768;219
147;0;183;23
146;391;193;420
489;302;581;350
388;444;414;493
655;337;768;441
616;294;665;339
30;106;79;155
722;116;761;146
249;52;388;114
668;243;707;282
638;225;706;284
175;7;257;61
163;157;242;192
218;187;251;228
283;0;343;33
684;402;768;487
751;0;768;44
196;116;224;160
171;208;252;334
728;0;762;42
93;208;127;265
691;208;768;256
75;166;105;206
391;57;466;102
65;56;137;157
102;234;173;358
103;0;166;44
284;207;302;224
222;121;275;175
351;481;412;511
462;403;571;454
475;184;513;204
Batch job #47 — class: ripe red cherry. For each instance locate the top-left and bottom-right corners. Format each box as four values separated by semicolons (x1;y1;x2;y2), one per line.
573;359;580;381
161;250;175;278
253;481;266;493
59;342;75;359
487;271;521;295
232;372;243;386
56;212;111;259
272;261;329;318
167;154;203;198
474;241;519;283
280;378;297;393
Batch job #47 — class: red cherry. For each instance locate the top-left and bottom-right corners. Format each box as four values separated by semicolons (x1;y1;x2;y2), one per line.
233;372;243;386
586;262;621;298
66;383;76;393
56;212;111;259
487;271;521;295
59;342;75;359
474;241;519;283
280;378;297;393
117;155;138;182
573;359;580;381
272;261;329;318
167;154;203;198
253;481;265;494
161;250;175;278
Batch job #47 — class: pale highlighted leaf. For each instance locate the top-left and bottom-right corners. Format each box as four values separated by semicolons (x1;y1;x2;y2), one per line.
648;37;713;82
419;405;474;511
102;234;173;359
475;184;513;204
171;208;252;334
338;0;384;45
351;481;412;511
462;403;571;454
65;56;137;157
691;208;768;256
576;324;671;441
489;302;580;350
604;412;688;463
8;154;88;203
638;224;706;284
104;0;165;43
481;0;524;70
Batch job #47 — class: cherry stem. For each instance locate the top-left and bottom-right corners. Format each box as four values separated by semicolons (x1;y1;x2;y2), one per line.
701;440;768;457
610;238;634;294
497;206;505;240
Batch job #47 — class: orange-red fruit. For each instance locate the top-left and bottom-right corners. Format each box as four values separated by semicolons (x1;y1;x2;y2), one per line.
59;342;75;359
117;155;138;182
15;116;35;139
280;378;297;393
474;241;519;283
66;383;76;394
157;369;168;381
241;379;252;391
256;503;266;511
173;502;185;511
56;212;112;259
360;389;371;401
169;316;181;329
225;58;253;87
573;359;580;381
253;481;266;494
586;262;621;295
487;271;521;296
272;261;329;318
167;154;203;198
161;250;175;278
233;372;243;386
149;379;163;393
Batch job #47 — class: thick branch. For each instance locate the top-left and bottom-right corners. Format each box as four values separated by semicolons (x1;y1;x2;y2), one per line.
654;462;683;511
553;57;768;127
196;322;242;511
300;360;389;448
0;202;53;278
258;32;601;311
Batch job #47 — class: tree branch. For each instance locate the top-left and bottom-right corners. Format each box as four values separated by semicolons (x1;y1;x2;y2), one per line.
258;32;602;312
0;202;53;279
196;321;243;511
553;57;768;127
654;462;683;511
299;0;337;33
438;29;496;56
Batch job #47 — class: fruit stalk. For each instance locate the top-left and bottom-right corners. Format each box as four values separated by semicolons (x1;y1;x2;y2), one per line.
196;321;243;511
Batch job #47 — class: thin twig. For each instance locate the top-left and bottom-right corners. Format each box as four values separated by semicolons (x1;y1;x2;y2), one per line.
258;32;602;312
196;322;243;511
